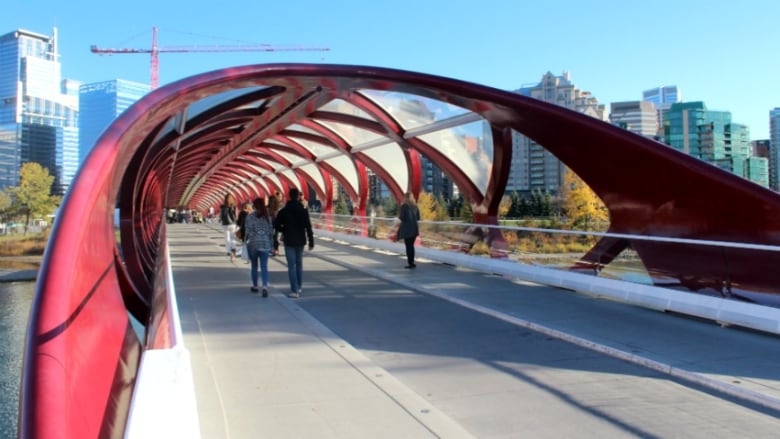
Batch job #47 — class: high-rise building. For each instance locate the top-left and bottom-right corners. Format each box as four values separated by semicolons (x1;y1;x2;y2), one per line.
643;85;680;137
665;102;768;186
509;71;606;194
78;79;150;164
643;85;680;108
609;101;659;138
0;28;78;194
769;108;780;190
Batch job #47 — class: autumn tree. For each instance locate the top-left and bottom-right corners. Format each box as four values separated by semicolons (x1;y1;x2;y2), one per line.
0;190;12;223
560;168;609;231
7;162;62;233
498;194;512;219
416;192;437;221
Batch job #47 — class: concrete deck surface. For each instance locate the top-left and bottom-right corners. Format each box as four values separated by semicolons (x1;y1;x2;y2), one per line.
170;223;780;438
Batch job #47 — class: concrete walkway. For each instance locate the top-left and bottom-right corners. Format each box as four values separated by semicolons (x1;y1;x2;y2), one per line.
169;223;780;438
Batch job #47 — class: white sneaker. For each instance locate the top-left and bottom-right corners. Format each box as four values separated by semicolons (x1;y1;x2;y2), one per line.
288;291;300;298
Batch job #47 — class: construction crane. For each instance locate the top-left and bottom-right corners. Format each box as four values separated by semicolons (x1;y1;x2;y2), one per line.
91;26;330;89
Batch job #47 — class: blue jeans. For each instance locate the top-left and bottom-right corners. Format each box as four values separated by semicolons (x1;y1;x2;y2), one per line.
249;247;270;288
284;245;304;292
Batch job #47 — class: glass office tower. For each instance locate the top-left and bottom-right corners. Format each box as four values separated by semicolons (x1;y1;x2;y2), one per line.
643;85;681;137
78;79;150;165
0;28;78;194
665;102;768;186
769;108;780;190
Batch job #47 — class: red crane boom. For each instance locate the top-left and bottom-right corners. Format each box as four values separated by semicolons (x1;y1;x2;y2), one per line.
91;26;330;89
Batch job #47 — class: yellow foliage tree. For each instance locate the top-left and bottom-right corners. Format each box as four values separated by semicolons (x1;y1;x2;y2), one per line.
498;195;511;218
560;168;609;231
416;192;437;221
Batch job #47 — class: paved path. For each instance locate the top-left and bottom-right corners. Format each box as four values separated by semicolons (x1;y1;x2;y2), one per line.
169;223;780;438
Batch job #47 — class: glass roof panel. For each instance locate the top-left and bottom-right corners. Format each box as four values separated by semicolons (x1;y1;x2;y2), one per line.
187;86;269;121
273;150;307;166
265;173;284;192
358;143;407;192
152;116;178;146
319;99;374;120
286;124;321;136
418;120;493;194
287;137;339;158
267;161;288;172
321;155;358;193
280;169;298;184
249;179;271;197
315;120;384;147
244;162;264;174
359;90;469;131
262;138;287;146
298;163;325;195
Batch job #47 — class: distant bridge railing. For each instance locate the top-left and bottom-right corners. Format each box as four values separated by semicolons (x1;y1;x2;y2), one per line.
310;213;780;336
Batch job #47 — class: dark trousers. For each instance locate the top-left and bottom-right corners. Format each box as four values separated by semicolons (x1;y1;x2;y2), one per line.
403;236;416;266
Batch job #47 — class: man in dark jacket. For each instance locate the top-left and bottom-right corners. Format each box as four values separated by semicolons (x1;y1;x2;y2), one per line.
273;187;314;298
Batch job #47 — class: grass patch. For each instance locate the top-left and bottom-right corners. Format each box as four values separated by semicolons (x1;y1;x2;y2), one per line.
0;232;49;257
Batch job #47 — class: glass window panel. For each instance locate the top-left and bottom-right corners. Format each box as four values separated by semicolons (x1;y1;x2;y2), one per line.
319;99;373;120
359;90;469;130
322;155;358;193
316;120;384;147
418;120;493;194
359;143;408;193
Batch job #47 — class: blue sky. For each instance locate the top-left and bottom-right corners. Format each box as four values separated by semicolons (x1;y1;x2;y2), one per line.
5;0;780;138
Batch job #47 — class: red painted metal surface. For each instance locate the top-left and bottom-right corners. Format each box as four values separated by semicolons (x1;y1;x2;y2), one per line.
20;64;780;437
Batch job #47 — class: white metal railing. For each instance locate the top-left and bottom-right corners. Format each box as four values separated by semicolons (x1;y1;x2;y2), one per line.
310;213;780;335
124;235;201;439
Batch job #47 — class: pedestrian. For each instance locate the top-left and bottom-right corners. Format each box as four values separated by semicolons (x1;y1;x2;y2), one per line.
244;197;274;297
273;187;314;298
235;201;252;262
268;192;282;256
220;193;238;262
398;191;420;269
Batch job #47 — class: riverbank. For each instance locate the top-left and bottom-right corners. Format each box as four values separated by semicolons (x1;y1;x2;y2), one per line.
0;269;37;282
0;256;41;282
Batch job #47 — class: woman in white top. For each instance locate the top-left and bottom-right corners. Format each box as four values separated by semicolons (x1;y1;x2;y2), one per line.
220;193;238;262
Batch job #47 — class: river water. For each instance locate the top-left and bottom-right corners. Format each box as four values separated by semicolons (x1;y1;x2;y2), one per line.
0;281;34;438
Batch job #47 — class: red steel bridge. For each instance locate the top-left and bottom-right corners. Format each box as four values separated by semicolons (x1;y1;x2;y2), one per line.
18;64;780;437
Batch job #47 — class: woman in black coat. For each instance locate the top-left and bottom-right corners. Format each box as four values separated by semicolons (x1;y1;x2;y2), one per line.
397;191;420;269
